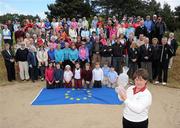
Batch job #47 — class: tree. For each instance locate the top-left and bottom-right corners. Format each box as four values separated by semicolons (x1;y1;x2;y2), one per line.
174;6;180;30
0;13;40;25
143;0;161;16
46;0;94;19
91;0;144;18
91;0;163;18
159;3;175;31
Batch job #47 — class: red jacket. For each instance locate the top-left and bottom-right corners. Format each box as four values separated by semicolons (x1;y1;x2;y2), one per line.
45;67;54;82
82;69;92;81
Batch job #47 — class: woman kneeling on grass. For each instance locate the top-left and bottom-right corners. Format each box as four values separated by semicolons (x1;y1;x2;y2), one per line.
118;68;152;128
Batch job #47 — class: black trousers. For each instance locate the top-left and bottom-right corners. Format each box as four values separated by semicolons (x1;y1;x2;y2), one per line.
46;81;55;89
112;57;123;74
62;60;71;69
128;62;138;79
29;66;38;81
5;62;16;81
39;65;46;78
80;59;88;69
94;80;102;88
123;117;148;128
54;80;63;88
152;60;159;80
69;60;78;71
158;61;169;83
141;62;152;81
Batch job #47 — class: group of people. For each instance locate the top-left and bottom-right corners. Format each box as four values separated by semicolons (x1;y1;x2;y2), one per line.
0;15;178;87
1;14;179;128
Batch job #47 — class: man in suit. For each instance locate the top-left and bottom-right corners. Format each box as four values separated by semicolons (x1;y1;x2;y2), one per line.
1;43;16;81
140;37;153;82
27;46;38;82
155;17;166;43
135;20;148;39
157;37;173;85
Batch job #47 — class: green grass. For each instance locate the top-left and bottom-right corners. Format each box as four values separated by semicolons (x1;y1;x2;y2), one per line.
168;48;180;88
174;31;180;46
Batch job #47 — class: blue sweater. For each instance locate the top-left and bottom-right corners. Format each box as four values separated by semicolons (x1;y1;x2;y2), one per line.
144;20;152;33
55;49;64;63
69;49;79;62
47;49;55;62
63;48;70;60
107;71;118;81
102;67;110;77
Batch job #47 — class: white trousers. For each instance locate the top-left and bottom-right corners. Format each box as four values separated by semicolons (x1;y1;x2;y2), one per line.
18;61;29;80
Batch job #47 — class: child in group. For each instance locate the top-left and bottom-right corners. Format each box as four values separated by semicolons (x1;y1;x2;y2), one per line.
79;40;89;68
102;62;110;86
82;63;92;88
107;65;118;88
63;65;73;88
54;63;64;88
73;62;83;88
45;62;55;89
92;62;104;88
47;43;55;63
69;43;79;70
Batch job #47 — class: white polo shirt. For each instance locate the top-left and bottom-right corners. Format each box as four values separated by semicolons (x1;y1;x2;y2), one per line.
119;86;152;122
92;68;104;81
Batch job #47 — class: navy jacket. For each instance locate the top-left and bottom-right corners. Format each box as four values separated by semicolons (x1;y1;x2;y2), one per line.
1;49;15;65
27;52;38;67
54;68;64;81
139;44;153;62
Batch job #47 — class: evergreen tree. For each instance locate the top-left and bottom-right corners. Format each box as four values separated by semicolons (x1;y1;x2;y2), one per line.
46;0;93;19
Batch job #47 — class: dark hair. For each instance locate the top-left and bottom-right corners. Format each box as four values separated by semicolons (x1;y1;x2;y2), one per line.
55;62;60;65
133;68;149;81
75;61;80;65
92;31;96;34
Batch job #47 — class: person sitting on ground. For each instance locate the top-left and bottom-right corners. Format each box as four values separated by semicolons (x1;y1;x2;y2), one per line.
63;65;73;88
45;62;55;89
54;63;64;88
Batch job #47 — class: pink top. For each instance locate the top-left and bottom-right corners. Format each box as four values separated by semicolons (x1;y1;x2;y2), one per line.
100;38;107;46
109;27;117;40
71;21;78;30
79;47;86;59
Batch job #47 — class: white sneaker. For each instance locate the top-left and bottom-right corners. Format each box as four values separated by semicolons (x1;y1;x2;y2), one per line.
41;78;44;81
154;81;159;84
162;82;167;85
